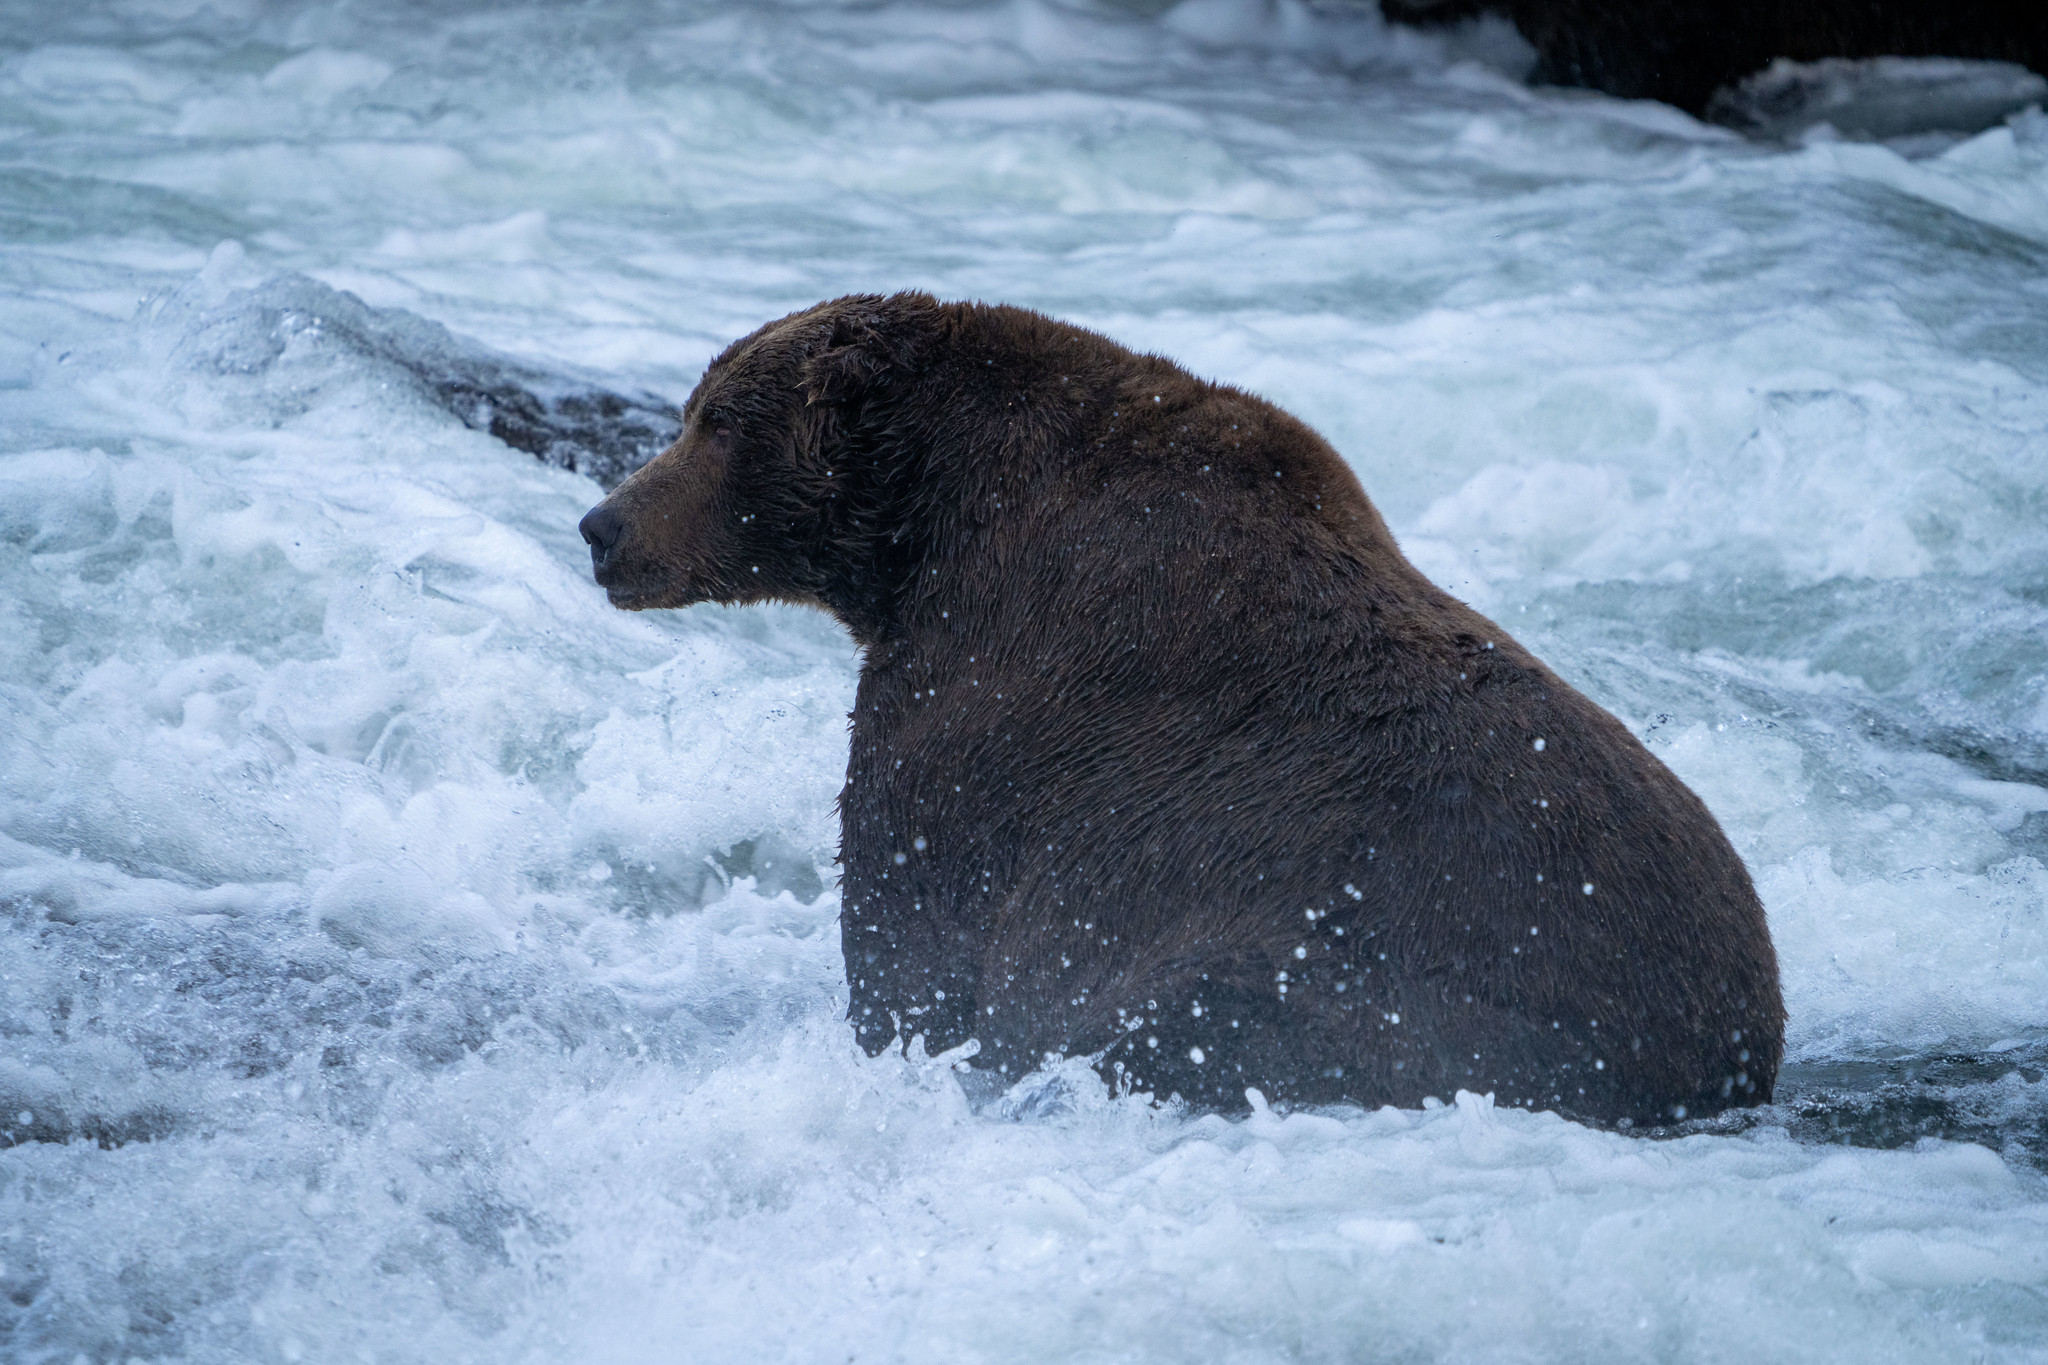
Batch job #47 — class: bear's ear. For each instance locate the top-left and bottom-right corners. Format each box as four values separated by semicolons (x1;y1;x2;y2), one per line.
799;294;937;407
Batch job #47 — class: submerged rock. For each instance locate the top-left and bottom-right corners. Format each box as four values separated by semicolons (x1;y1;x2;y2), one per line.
1707;56;2048;144
164;267;679;489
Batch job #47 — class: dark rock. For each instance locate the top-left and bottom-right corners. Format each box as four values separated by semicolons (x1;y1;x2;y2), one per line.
1383;0;2048;122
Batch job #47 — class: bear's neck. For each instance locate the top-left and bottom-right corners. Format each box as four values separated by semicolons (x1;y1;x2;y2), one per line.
809;308;1120;648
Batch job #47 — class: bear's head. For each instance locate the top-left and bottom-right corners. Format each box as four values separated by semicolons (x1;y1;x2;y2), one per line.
578;292;940;624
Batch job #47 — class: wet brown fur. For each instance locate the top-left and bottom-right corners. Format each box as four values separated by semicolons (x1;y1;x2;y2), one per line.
581;293;1785;1125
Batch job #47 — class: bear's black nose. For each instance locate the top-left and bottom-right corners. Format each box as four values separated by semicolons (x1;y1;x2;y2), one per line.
579;503;624;574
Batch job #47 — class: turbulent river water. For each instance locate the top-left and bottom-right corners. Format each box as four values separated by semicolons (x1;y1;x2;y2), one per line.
4;1;2048;1360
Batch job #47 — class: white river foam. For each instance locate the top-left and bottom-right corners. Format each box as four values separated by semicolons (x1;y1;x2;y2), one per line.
3;0;2048;1359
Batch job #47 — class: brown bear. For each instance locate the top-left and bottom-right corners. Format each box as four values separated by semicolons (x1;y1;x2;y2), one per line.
579;293;1784;1126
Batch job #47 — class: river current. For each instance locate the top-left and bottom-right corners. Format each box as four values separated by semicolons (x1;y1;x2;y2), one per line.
4;1;2048;1359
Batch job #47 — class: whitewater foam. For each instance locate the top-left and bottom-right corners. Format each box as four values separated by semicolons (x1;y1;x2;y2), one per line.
4;0;2048;1359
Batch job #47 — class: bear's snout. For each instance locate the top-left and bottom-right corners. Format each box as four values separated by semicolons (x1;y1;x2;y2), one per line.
579;502;626;579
